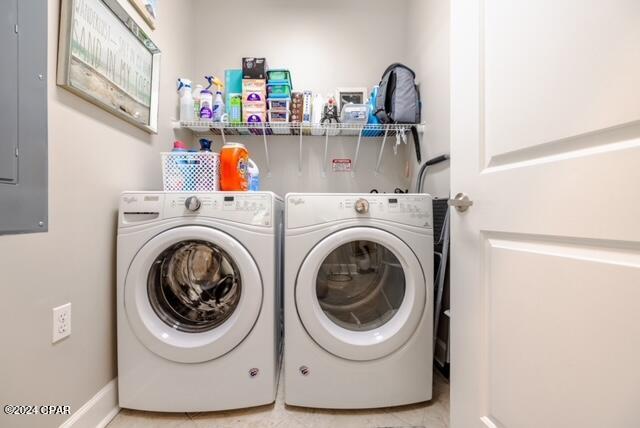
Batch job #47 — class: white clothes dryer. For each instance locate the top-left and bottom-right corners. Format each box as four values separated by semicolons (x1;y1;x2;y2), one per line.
117;192;283;412
284;193;433;409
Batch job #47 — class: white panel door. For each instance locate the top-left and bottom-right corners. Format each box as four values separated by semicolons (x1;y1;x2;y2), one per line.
450;1;640;428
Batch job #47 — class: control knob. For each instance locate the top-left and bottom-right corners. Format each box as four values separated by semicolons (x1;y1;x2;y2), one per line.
185;196;201;212
354;198;369;214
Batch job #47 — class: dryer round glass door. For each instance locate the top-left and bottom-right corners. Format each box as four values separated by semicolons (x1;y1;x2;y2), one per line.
296;227;426;361
125;226;262;363
315;240;405;332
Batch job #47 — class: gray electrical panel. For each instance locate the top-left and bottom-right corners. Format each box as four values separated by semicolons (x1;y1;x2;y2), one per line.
0;0;48;234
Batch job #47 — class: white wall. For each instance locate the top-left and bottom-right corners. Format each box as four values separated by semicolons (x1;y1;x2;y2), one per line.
0;1;193;427
189;0;414;195
407;0;451;197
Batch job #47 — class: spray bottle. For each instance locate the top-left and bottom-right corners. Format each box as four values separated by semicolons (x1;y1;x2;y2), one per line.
210;76;226;122
200;76;214;121
177;79;194;122
193;84;204;120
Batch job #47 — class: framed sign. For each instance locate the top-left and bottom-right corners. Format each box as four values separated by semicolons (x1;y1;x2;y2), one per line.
129;0;158;30
57;0;161;133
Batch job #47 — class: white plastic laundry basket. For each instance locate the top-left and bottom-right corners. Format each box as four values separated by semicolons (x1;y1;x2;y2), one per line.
161;152;220;192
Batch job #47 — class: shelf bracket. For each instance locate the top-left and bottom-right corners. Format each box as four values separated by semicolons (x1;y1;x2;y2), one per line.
321;131;331;178
298;128;304;175
261;123;272;177
375;128;390;174
220;126;226;145
351;127;365;177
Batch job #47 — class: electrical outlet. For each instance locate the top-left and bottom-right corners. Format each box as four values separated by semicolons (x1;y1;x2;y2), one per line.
52;303;71;343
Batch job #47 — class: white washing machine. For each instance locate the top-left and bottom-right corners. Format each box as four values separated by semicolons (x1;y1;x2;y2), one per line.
284;193;433;409
117;191;283;412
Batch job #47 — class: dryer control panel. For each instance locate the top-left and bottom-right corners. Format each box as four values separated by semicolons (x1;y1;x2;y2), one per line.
286;193;432;229
119;192;275;228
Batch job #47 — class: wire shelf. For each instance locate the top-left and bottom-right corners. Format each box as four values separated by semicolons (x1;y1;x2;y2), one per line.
173;120;425;178
178;121;420;137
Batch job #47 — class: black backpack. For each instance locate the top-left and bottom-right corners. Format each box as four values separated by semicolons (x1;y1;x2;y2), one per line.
374;63;422;162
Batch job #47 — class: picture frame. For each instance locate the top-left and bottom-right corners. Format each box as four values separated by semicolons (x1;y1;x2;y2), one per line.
57;0;161;134
129;0;158;30
336;87;368;112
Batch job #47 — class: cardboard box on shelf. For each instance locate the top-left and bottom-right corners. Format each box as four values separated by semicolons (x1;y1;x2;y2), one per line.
242;79;267;93
243;106;267;124
268;110;290;122
225;69;243;108
268;98;291;113
242;58;268;79
242;91;267;105
242;79;267;106
243;101;267;112
291;92;304;123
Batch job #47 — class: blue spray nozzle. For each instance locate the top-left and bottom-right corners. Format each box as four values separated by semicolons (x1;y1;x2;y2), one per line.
205;76;214;90
177;78;191;92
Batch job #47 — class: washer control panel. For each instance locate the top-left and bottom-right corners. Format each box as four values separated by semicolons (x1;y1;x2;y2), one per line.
119;192;273;227
166;193;272;226
287;194;432;229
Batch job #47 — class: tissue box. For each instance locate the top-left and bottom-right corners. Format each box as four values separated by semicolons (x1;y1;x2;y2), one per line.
242;57;268;79
243;107;267;124
243;92;267;105
242;79;267;93
242;79;267;105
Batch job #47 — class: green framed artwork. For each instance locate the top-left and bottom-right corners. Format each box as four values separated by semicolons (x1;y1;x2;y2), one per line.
57;0;161;133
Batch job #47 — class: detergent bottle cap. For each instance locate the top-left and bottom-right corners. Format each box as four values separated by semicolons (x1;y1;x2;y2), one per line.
199;139;212;151
222;142;246;149
173;140;189;151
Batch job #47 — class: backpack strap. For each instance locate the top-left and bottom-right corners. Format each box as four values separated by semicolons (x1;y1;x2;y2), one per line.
375;108;390;124
411;125;422;164
375;72;392;123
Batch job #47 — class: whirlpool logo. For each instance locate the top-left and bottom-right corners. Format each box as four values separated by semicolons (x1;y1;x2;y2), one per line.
289;198;306;206
122;196;138;204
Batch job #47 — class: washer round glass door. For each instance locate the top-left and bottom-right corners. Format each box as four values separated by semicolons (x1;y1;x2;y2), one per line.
125;226;262;363
296;227;426;361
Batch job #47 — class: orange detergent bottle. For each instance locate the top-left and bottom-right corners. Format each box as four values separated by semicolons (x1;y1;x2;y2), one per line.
220;142;249;191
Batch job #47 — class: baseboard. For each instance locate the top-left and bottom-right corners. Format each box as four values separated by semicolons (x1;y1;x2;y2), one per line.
59;378;120;428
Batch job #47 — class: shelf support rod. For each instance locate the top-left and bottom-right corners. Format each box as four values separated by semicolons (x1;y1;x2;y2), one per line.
375;127;390;173
221;126;226;145
262;123;272;177
298;125;303;175
321;129;330;178
351;127;365;177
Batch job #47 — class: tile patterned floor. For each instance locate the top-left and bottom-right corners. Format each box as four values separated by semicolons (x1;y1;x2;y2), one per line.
108;371;449;428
